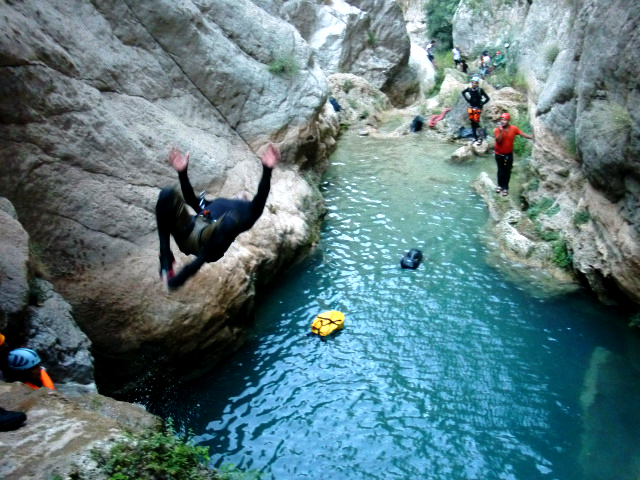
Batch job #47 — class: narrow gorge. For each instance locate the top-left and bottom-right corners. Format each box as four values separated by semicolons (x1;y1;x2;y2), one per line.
0;0;638;478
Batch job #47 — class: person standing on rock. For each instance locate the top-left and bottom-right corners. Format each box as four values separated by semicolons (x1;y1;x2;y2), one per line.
452;46;462;69
461;76;490;146
494;112;534;197
426;40;436;64
156;143;280;290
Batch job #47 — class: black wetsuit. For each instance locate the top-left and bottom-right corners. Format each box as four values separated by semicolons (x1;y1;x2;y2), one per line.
461;87;490;141
156;164;273;289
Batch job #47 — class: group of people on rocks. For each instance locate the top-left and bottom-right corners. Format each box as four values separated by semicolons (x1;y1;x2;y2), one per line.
451;44;534;197
0;331;54;431
460;78;534;197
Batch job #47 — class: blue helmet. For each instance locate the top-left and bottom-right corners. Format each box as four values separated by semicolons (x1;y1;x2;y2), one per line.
7;348;41;370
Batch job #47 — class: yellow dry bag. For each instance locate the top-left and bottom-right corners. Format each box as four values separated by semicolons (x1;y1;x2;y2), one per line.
311;310;345;337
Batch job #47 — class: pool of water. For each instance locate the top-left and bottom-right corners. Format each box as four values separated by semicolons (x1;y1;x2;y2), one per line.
158;133;639;480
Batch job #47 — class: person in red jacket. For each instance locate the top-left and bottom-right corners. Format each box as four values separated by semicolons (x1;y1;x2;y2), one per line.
494;112;534;196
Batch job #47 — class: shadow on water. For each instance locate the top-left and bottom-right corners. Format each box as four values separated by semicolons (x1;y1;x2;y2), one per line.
148;132;639;480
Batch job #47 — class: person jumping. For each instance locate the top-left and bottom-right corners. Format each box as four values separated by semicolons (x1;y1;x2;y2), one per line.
156;143;280;290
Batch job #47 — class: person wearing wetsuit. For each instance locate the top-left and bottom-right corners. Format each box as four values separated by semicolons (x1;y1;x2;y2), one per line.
461;76;490;145
156;143;280;290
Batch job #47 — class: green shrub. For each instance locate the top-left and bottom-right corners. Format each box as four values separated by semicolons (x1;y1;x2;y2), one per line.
367;30;377;47
566;131;577;156
425;50;452;97
342;79;355;93
92;419;213;480
89;419;262;480
552;238;573;269
423;0;458;47
610;103;632;132
545;44;560;64
267;54;299;77
573;209;591;226
588;100;632;144
513;114;533;157
546;204;561;217
527;197;555;220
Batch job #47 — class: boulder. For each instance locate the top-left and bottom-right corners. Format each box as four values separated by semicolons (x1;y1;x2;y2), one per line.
0;197;95;385
0;382;158;480
275;0;411;102
0;0;335;394
0;199;30;326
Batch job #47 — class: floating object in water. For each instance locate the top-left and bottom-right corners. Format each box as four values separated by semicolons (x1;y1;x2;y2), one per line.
400;249;423;269
311;311;345;337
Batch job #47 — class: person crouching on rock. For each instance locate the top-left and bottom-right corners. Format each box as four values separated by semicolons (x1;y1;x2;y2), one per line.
156;143;280;290
6;348;55;390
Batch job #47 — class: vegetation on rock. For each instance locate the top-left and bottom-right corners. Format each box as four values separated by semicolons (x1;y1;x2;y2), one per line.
85;419;261;480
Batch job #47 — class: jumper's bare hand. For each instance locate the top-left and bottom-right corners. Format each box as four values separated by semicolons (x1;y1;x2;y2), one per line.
168;147;189;172
260;143;280;169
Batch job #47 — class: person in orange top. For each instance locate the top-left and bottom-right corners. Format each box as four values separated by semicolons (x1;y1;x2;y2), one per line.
0;332;9;380
494;112;534;196
6;348;55;390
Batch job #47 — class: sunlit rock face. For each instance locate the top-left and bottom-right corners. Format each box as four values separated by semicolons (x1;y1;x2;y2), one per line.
0;0;336;394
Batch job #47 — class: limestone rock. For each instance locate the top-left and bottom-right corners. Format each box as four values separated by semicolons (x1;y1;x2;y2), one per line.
276;0;411;100
0;197;94;385
25;279;94;385
0;382;158;480
453;0;640;305
0;0;335;393
0;199;30;325
327;73;392;129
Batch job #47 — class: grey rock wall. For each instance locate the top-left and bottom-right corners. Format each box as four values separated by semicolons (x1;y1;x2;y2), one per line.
453;0;640;305
0;197;94;385
0;0;335;394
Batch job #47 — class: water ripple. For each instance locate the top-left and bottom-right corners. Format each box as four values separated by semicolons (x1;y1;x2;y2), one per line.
163;135;634;480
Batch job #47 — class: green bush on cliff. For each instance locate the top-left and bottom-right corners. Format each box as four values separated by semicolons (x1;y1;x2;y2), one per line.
267;54;299;78
573;209;591;226
423;0;458;47
90;419;260;480
526;197;555;220
513;113;533;157
552;238;573;269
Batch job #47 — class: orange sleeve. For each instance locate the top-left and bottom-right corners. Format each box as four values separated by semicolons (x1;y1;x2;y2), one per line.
40;368;55;390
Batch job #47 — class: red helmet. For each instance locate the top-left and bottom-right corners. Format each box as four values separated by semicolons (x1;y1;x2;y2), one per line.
500;112;511;121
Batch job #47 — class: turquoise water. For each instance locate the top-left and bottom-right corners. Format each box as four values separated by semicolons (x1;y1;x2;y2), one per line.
160;133;639;480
